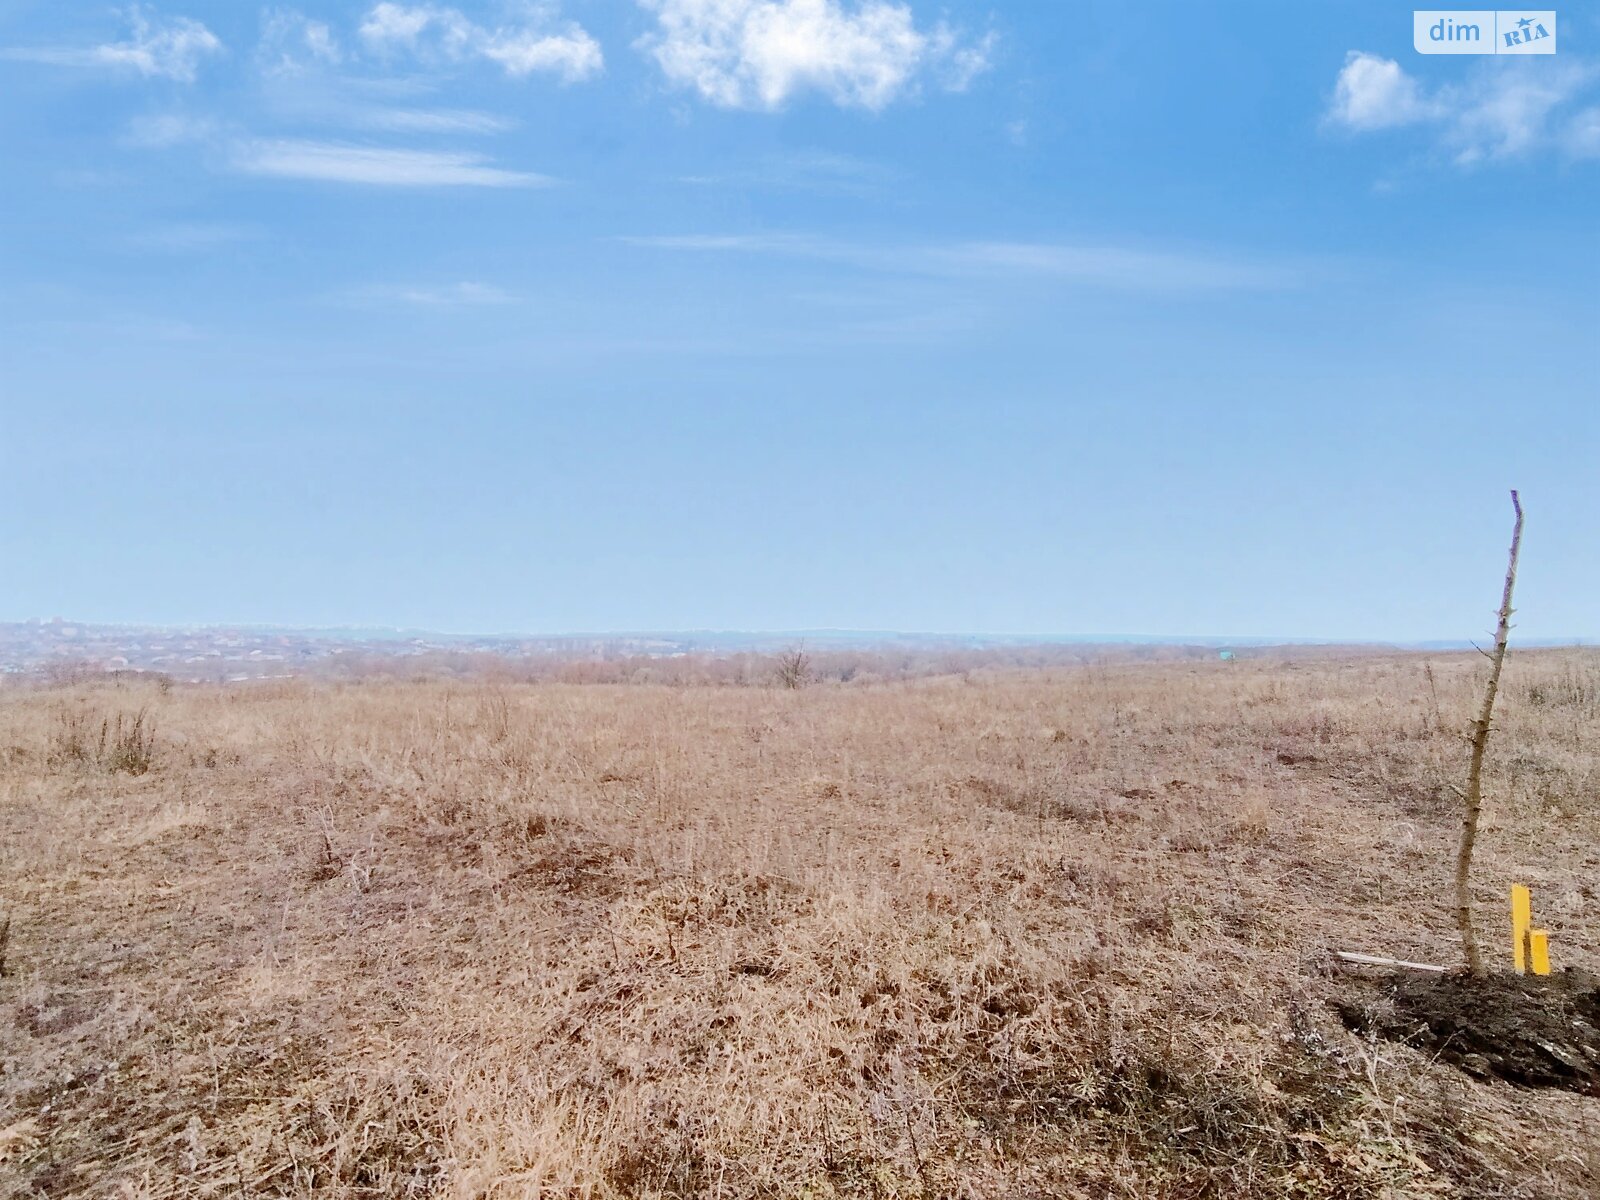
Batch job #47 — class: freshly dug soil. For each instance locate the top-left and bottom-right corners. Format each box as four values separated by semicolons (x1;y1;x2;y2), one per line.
1338;968;1600;1095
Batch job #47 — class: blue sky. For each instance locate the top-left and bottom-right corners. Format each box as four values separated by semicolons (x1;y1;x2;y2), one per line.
1;1;1596;640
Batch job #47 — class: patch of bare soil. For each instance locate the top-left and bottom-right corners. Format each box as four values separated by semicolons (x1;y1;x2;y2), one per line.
1339;968;1600;1095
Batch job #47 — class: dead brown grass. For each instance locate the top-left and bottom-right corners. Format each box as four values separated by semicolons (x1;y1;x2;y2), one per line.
1;649;1597;1198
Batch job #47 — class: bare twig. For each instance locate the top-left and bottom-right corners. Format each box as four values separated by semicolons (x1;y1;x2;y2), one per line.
1455;490;1524;976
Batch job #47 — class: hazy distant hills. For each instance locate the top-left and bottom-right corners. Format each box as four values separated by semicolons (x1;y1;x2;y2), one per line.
0;620;1588;681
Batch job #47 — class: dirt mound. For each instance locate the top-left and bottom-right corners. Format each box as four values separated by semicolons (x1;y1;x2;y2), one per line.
1339;968;1600;1095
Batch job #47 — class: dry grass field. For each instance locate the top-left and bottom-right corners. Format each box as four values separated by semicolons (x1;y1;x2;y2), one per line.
2;649;1598;1198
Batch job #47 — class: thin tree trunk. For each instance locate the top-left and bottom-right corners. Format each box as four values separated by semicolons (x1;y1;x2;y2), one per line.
1455;490;1524;976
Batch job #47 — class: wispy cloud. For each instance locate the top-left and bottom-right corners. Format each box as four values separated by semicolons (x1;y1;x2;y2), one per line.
258;8;344;74
358;2;603;82
679;150;895;194
620;233;1297;291
625;234;809;252
928;242;1294;290
123;111;219;148
354;281;518;306
635;0;992;111
356;107;516;134
53;167;136;188
252;62;520;137
233;139;551;186
125;222;261;252
1567;106;1600;158
2;7;222;82
1326;51;1600;164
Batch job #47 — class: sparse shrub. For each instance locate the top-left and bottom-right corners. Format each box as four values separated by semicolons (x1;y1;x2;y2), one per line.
774;648;812;690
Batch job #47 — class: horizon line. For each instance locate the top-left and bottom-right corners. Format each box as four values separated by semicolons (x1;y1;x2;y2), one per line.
3;618;1593;650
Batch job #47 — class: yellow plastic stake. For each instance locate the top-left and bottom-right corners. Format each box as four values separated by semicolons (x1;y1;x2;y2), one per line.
1511;885;1532;974
1529;930;1552;977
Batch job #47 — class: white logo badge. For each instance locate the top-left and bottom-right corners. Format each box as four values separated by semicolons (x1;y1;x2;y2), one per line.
1414;11;1556;54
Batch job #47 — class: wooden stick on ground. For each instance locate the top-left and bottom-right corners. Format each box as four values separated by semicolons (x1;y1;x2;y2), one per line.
1332;951;1448;974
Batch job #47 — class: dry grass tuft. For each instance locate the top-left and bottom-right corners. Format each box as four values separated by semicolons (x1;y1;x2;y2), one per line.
0;650;1596;1197
45;703;157;775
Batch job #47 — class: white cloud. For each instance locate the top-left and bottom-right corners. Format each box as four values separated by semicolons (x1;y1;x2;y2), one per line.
358;3;602;82
636;0;991;110
1327;51;1600;164
1327;51;1440;130
621;233;1296;291
360;2;471;50
479;28;603;79
3;6;222;82
233;139;551;186
360;2;443;46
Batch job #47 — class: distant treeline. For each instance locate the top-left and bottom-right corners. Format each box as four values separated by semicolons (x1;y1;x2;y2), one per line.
6;641;1396;690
